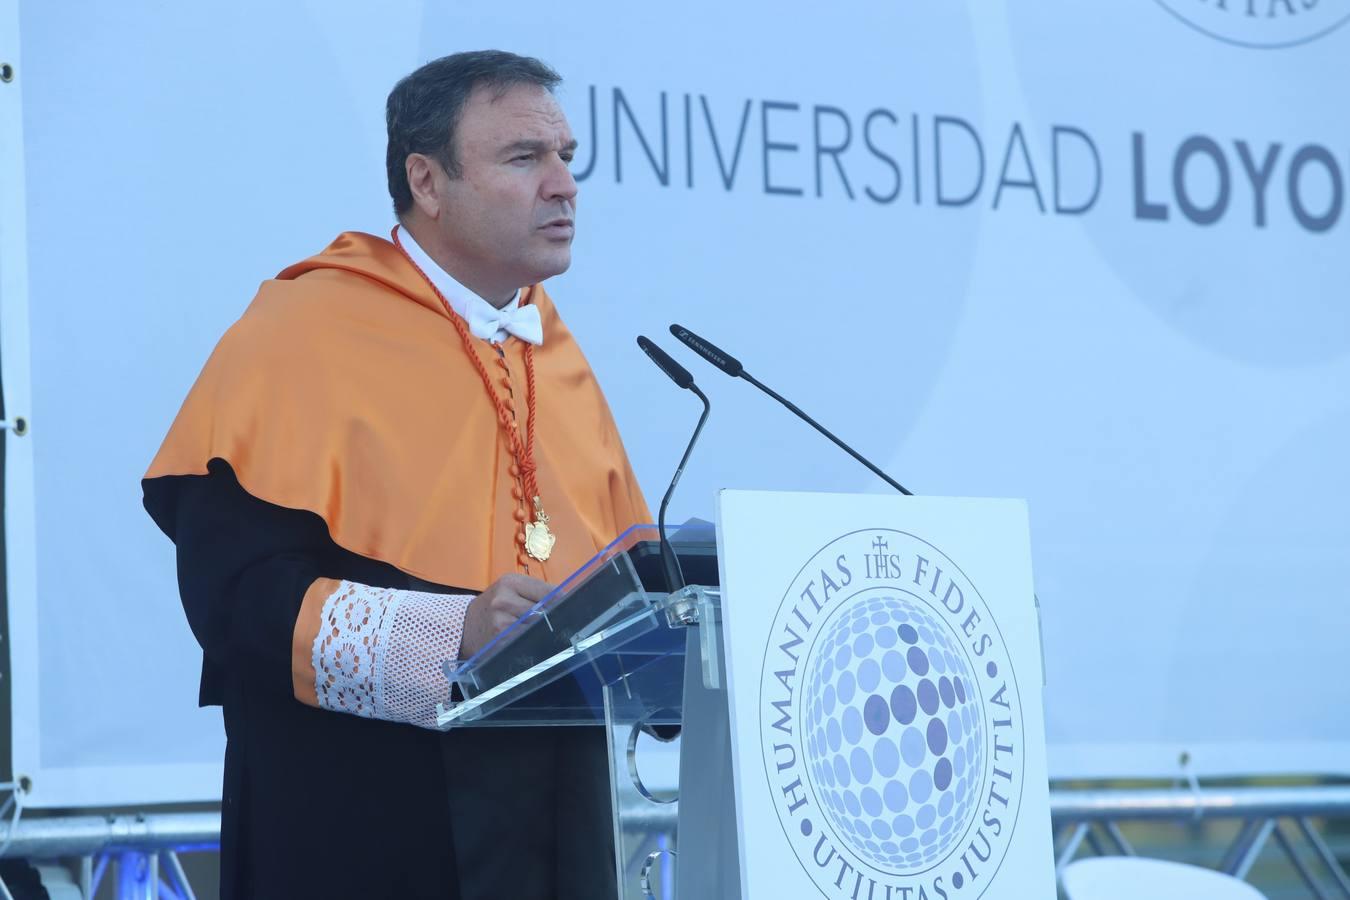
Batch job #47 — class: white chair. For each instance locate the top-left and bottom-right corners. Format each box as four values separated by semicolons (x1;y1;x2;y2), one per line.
32;865;84;900
1061;857;1269;900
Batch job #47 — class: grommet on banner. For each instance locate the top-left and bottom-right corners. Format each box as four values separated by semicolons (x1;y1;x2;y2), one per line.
0;63;14;83
0;417;28;436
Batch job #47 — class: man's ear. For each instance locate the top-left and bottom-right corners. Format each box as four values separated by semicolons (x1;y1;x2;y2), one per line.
406;153;442;220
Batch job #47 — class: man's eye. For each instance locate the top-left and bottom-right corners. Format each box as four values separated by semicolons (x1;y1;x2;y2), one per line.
512;154;533;163
560;153;574;165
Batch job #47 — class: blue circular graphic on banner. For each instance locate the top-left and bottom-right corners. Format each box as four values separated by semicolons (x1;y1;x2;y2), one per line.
802;594;985;873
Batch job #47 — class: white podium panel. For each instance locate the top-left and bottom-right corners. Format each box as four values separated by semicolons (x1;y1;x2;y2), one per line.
716;490;1053;900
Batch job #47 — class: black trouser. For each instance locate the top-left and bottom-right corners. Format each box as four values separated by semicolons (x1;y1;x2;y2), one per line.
221;683;616;899
443;726;618;900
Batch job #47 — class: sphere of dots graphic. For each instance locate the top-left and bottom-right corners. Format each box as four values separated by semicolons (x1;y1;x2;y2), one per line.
802;595;984;873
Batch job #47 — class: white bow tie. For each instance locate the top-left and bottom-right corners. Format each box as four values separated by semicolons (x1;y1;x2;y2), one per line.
466;301;543;345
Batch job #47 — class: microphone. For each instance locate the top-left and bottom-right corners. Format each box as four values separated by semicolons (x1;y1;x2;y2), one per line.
638;334;695;390
669;324;912;496
637;336;712;592
669;328;1051;689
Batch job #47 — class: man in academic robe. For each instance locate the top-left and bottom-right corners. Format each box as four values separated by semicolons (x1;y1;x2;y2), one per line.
142;51;650;899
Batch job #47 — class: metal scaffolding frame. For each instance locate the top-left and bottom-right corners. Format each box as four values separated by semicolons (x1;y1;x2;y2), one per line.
0;810;216;900
1052;784;1350;899
0;784;1347;898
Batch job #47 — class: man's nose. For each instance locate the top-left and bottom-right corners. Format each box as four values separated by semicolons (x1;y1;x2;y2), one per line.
543;154;578;205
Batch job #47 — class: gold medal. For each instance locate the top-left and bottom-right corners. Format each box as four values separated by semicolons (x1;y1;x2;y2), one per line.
523;496;556;561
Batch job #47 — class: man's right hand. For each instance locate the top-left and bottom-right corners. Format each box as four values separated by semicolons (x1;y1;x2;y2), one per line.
458;573;554;660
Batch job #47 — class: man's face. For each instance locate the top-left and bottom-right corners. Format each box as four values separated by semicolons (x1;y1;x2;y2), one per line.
431;83;578;296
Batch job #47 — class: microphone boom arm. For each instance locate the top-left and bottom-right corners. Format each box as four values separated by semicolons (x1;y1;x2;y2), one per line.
657;383;711;590
739;371;912;496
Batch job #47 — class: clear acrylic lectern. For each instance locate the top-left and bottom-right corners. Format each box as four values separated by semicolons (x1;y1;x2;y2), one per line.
435;524;740;900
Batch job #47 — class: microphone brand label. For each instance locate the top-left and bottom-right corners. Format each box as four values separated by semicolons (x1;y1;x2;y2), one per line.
758;530;1025;899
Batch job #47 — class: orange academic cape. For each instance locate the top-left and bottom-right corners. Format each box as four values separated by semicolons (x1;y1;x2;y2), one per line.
142;231;652;591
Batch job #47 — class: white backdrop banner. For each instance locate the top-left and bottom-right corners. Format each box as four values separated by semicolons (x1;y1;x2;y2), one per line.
6;0;1349;806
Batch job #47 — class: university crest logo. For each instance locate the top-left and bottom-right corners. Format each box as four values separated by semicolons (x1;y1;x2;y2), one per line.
759;530;1025;899
1155;0;1350;48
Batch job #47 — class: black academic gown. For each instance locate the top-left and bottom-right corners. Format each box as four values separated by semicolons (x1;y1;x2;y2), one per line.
152;459;617;900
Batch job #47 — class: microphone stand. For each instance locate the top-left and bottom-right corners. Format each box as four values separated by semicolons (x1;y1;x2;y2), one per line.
671;323;911;496
637;334;711;592
738;371;911;496
657;384;711;591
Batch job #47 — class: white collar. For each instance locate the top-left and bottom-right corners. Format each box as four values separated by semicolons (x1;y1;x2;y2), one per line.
396;225;538;346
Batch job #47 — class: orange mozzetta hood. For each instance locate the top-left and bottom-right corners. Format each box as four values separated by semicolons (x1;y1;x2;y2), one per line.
143;231;651;590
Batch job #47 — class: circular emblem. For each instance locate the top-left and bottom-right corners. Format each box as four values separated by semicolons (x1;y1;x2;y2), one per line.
1155;0;1350;48
759;530;1024;898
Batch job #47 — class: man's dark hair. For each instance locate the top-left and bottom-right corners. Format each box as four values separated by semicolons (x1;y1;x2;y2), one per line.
386;50;561;216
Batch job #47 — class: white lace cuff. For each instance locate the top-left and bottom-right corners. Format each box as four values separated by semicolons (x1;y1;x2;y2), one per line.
312;581;474;729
